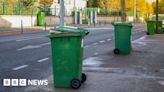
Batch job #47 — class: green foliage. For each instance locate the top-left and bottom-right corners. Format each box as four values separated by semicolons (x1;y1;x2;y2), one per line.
87;0;154;16
19;0;35;8
37;0;53;14
87;0;99;7
159;0;164;14
38;0;53;7
0;0;37;15
152;0;164;14
98;0;111;15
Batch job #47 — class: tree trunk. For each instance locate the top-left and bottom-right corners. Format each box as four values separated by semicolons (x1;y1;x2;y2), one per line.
156;0;159;32
121;0;126;22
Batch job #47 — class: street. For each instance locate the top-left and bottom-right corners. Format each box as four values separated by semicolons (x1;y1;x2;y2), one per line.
0;24;148;92
0;0;163;91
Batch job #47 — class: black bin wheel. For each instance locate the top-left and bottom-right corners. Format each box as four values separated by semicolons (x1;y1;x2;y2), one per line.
146;32;150;35
114;49;120;55
70;79;81;89
81;73;87;83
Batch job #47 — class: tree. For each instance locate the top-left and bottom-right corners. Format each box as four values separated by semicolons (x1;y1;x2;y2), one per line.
159;0;164;13
109;0;120;10
98;0;111;14
126;0;133;11
87;0;98;7
146;3;154;14
0;0;17;14
36;0;53;14
152;0;164;14
121;0;126;22
0;0;16;3
19;0;35;8
38;0;53;7
87;0;154;17
136;0;147;15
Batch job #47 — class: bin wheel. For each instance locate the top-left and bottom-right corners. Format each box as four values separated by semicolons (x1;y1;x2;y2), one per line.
81;73;87;83
114;49;120;55
70;79;81;89
146;32;150;35
85;32;90;35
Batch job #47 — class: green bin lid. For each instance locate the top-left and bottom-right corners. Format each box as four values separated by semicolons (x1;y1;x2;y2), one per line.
147;20;155;22
48;26;89;38
112;22;133;27
50;26;88;33
147;20;162;23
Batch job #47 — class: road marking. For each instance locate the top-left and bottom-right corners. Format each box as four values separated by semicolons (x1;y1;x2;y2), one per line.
132;42;147;46
84;45;90;48
107;39;112;41
87;28;114;30
132;36;146;42
12;65;28;71
39;42;50;46
158;81;164;85
92;42;98;45
37;58;49;63
83;57;104;67
17;45;41;51
17;42;50;51
16;37;42;42
94;52;99;55
83;67;122;73
160;69;164;72
99;40;105;43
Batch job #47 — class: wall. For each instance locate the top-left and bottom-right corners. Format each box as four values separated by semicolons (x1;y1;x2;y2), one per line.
97;16;145;23
0;16;36;28
0;15;145;28
97;16;121;23
45;16;73;26
0;15;74;28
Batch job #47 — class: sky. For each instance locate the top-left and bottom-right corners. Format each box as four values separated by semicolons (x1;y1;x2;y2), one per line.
147;0;155;3
147;0;162;3
148;0;152;3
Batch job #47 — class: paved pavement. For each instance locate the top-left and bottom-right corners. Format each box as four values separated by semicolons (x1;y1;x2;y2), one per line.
23;34;164;92
0;27;46;36
1;24;163;92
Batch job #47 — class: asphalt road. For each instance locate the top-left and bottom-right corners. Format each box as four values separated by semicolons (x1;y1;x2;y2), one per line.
0;25;146;92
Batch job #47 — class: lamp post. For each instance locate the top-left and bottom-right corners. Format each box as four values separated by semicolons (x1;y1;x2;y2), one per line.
134;0;136;22
60;0;65;26
74;0;76;10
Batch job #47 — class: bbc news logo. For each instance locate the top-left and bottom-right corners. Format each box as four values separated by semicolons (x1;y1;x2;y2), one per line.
3;79;48;87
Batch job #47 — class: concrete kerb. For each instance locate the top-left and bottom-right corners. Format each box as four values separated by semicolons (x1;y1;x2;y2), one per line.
0;27;47;36
0;23;146;36
0;24;112;36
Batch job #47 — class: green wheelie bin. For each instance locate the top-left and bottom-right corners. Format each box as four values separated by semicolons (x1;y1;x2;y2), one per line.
37;11;45;26
146;20;155;35
155;21;163;34
112;22;133;55
48;26;89;89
